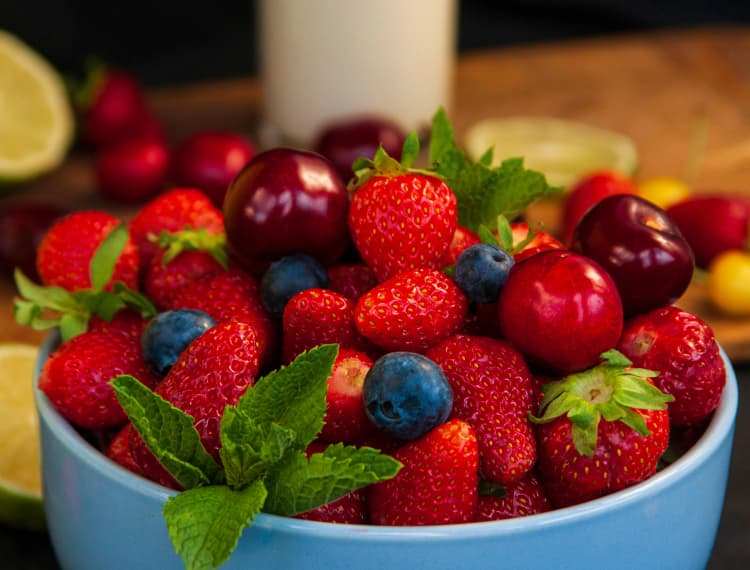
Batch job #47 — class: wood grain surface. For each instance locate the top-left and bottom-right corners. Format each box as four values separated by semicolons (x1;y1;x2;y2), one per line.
4;26;750;358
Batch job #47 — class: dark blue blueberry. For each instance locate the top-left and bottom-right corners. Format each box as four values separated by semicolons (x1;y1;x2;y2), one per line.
141;309;217;377
454;243;515;304
260;254;330;318
363;352;453;441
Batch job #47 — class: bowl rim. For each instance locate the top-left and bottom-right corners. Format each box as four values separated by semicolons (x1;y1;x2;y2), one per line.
34;331;739;541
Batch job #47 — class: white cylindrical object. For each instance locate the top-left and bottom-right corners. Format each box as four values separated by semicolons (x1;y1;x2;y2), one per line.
258;0;458;146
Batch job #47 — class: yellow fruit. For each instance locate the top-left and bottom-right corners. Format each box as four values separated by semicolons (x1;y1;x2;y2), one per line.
463;116;639;188
0;342;45;531
707;250;750;316
0;30;74;184
637;177;691;210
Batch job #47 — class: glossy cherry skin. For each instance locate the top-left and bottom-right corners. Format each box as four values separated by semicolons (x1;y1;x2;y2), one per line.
313;116;406;182
172;131;257;208
223;148;349;271
571;194;694;317
498;250;624;375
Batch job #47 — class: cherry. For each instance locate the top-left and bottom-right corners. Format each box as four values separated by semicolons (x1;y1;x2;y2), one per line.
561;170;637;246
312;116;406;182
665;194;750;268
95;137;170;203
498;250;623;375
0;201;67;281
571;194;694;317
171;131;257;207
223;148;349;271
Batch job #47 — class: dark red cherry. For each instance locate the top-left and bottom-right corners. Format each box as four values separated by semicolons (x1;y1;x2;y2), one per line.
571;194;694;317
223;148;349;273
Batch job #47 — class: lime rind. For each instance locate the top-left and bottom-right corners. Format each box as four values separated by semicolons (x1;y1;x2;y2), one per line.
0;30;75;184
0;480;45;532
463;116;639;189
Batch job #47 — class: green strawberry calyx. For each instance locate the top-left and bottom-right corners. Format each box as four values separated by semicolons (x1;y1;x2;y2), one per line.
111;344;402;570
151;227;229;269
348;131;434;191
13;223;156;342
530;349;674;458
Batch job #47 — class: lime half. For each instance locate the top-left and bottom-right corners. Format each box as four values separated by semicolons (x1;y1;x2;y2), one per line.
464;116;639;188
0;30;74;184
0;342;45;531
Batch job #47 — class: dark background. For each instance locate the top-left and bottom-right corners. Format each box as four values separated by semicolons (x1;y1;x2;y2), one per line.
3;1;750;86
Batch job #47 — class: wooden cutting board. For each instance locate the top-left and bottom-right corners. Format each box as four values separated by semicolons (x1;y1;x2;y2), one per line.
3;26;750;360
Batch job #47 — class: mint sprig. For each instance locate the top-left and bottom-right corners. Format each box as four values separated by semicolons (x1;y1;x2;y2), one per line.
111;345;402;570
429;108;561;231
13;223;156;342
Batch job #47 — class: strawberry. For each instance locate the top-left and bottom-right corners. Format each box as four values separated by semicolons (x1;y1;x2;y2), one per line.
294;442;369;524
318;348;374;444
106;424;142;476
281;288;376;364
36;210;139;292
129;320;260;486
348;146;457;281
440;224;481;266
532;350;673;508
128;188;224;273
354;268;467;353
167;267;277;370
89;308;149;339
509;221;565;263
616;305;726;427
143;228;229;310
369;419;479;525
326;263;378;302
39;328;160;430
474;471;551;521
426;334;536;485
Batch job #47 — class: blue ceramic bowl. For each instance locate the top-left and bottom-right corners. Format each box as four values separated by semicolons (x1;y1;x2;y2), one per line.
34;332;738;570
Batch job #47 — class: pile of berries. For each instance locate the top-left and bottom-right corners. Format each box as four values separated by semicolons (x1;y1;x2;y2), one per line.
24;122;726;527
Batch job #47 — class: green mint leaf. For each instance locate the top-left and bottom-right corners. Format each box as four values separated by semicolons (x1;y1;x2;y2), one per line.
263;444;402;516
428;109;560;232
400;131;420;169
164;480;267;570
90;223;129;292
238;344;338;449
477;146;494;167
495;215;514;250
219;406;295;489
14;269;80;313
111;375;223;489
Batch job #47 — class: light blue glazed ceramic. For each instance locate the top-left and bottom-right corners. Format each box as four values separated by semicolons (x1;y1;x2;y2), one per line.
34;332;738;570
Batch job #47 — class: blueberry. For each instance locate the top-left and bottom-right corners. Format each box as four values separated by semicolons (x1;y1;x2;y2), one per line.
141;309;217;377
261;254;330;318
454;243;515;303
363;352;453;440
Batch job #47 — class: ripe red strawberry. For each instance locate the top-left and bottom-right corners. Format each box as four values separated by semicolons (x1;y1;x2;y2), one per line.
348;148;457;281
129;320;260;486
426;335;537;485
616;305;726;427
326;263;378;302
369;419;479;525
474;471;551;521
281;288;376;364
89;308;149;340
39;328;160;430
167;268;277;371
533;350;672;508
440;224;481;266
106;424;142;476
36;210;139;292
318;348;374;444
510;221;565;263
143;228;229;310
294;442;369;524
128;188;224;273
354;268;467;352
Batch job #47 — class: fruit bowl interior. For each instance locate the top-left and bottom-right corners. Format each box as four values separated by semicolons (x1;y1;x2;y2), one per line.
34;332;738;570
